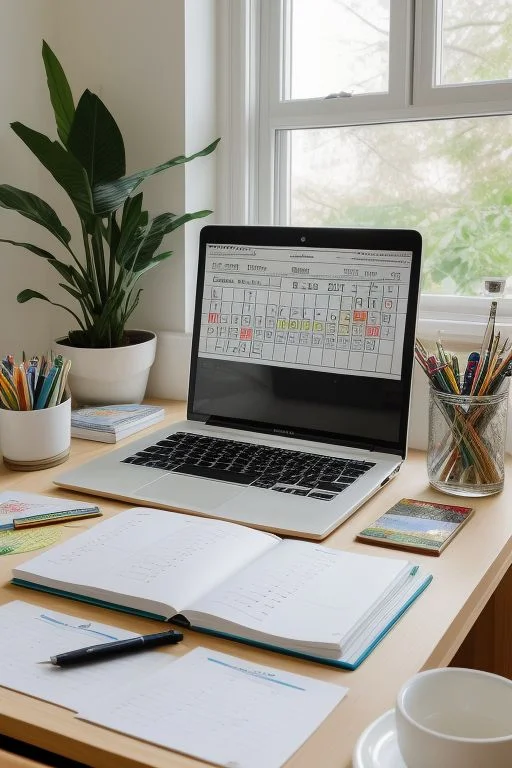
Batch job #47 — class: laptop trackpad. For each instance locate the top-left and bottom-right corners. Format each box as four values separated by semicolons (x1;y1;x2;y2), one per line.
137;473;244;510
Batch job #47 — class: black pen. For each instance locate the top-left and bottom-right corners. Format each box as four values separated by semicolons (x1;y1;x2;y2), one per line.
43;630;184;667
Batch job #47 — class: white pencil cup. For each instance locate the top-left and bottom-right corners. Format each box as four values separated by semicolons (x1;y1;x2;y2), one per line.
0;397;71;471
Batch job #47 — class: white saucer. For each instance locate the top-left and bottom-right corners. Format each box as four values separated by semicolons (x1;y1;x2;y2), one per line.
353;708;406;768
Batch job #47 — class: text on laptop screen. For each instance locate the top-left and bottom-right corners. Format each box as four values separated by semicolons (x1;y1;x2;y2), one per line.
189;231;420;454
199;245;411;380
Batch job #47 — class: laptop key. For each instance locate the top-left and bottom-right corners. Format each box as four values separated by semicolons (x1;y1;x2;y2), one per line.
315;481;351;493
307;491;336;501
173;464;259;484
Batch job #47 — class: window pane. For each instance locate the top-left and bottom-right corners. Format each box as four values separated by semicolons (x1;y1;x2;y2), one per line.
285;117;512;296
438;0;512;85
287;0;390;100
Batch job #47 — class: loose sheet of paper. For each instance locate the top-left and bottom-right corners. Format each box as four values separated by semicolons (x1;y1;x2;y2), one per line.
78;646;348;768
0;601;173;711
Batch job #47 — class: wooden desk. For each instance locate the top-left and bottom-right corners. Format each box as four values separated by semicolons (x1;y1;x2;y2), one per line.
0;750;46;768
0;400;511;768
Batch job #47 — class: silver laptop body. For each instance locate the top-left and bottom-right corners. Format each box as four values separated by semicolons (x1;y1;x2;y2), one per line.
55;225;422;540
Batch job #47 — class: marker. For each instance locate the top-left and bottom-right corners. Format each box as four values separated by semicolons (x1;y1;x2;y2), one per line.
461;352;479;395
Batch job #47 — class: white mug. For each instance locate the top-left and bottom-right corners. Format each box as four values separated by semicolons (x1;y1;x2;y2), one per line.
0;397;71;470
396;667;512;768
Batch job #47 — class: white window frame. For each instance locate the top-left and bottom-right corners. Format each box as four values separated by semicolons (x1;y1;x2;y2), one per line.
217;0;512;342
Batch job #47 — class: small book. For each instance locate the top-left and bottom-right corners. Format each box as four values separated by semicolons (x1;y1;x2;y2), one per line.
71;404;165;443
0;492;101;531
11;507;432;670
356;498;474;556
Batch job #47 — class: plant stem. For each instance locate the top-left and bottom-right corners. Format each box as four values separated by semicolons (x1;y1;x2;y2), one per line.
107;214;117;295
91;221;108;302
81;221;101;309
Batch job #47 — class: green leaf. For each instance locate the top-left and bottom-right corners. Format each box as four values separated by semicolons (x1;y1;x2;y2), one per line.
114;195;149;269
59;282;86;302
18;288;86;330
127;209;213;273
92;137;221;216
10;122;93;218
67;90;125;186
121;192;143;231
42;40;75;146
164;209;212;232
46;259;77;283
106;215;121;254
0;184;71;246
138;249;173;272
116;194;146;255
130;212;175;270
0;238;58;260
17;289;51;303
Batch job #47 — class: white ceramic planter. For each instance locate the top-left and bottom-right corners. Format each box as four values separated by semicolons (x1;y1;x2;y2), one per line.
54;330;157;406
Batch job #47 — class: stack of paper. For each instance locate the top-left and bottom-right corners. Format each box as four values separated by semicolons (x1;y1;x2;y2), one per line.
71;404;165;442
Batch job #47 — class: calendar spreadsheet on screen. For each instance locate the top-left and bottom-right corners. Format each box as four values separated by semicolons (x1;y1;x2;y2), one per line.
190;227;421;454
198;244;412;380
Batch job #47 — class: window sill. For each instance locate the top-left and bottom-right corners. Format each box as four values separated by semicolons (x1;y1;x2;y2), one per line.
418;295;512;343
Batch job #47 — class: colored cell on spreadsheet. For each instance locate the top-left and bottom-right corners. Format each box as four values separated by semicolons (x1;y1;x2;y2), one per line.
366;325;380;337
240;328;253;340
353;310;367;321
208;312;220;323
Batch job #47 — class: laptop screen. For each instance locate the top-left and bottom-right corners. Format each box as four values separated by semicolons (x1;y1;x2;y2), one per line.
188;226;422;456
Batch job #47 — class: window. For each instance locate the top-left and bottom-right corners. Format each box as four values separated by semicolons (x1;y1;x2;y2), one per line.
220;0;512;336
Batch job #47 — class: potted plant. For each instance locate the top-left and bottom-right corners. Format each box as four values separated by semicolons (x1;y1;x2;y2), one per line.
0;41;219;404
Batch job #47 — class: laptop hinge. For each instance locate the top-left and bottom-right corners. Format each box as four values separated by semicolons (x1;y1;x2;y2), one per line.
205;415;329;444
204;416;401;456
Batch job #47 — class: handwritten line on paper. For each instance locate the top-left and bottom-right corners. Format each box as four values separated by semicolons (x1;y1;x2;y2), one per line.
206;656;306;691
38;613;119;641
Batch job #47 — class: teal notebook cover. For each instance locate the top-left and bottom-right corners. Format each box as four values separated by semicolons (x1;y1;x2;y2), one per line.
11;572;432;671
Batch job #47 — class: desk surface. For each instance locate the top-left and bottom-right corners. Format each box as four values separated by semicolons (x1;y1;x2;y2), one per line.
0;401;511;768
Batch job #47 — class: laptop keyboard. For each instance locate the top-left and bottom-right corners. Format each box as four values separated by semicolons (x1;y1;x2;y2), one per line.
122;432;375;502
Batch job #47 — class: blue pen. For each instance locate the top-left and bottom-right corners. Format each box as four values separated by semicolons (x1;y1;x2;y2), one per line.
461;352;480;395
26;359;38;405
35;363;59;409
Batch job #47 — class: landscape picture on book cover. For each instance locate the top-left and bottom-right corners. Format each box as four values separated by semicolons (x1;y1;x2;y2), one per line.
356;498;474;555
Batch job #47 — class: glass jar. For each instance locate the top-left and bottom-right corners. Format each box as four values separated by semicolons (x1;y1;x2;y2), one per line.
427;384;509;497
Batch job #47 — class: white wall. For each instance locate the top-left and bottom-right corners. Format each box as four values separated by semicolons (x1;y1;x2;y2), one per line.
0;0;56;355
0;0;217;395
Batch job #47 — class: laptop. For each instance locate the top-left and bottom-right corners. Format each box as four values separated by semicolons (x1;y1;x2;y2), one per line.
55;225;422;540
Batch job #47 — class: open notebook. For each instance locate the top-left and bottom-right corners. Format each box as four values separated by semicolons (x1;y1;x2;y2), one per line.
12;507;432;670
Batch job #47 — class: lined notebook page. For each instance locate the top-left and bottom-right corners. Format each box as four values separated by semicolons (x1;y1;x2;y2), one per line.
185;540;410;648
13;507;279;615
